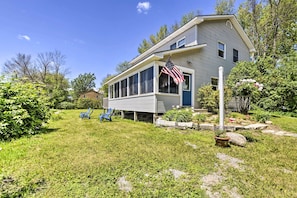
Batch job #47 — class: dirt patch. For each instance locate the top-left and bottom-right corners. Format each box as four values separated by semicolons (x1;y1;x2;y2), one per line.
201;153;244;198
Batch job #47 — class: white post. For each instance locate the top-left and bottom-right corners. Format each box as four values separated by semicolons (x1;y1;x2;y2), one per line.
219;66;224;131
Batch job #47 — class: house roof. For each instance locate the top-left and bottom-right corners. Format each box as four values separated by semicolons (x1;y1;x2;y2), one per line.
130;15;255;66
106;44;207;84
106;15;255;84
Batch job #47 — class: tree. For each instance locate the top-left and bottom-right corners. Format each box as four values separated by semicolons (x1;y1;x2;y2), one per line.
3;53;37;81
71;73;96;99
116;61;131;73
237;0;297;58
99;74;115;97
3;51;70;108
0;77;51;140
137;10;199;54
215;0;235;14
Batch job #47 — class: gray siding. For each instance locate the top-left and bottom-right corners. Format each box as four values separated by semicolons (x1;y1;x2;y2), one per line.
156;94;180;113
154;26;197;52
109;95;156;113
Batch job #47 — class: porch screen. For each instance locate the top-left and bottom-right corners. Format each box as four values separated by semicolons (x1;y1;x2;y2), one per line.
129;73;138;96
159;66;178;94
140;67;154;94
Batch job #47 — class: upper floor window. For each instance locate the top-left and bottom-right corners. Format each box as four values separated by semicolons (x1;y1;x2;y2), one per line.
140;67;154;94
129;73;138;96
218;42;226;59
177;38;185;48
233;49;238;62
121;79;127;97
170;37;186;50
158;66;178;94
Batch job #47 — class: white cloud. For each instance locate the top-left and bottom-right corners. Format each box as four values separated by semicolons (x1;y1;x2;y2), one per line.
18;34;31;41
137;2;151;14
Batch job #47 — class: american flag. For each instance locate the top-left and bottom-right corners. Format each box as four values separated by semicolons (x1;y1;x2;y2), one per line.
161;58;184;84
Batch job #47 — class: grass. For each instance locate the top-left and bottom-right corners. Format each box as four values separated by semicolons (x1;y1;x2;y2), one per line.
0;109;297;197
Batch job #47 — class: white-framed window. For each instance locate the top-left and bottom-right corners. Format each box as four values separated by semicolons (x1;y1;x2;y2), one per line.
211;77;218;91
218;42;226;59
177;38;185;48
158;66;178;94
109;84;114;98
114;82;120;98
129;73;138;96
233;49;238;62
140;66;154;94
170;37;186;50
121;79;127;97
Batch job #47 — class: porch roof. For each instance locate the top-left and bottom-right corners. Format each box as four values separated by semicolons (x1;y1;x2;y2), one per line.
106;43;206;84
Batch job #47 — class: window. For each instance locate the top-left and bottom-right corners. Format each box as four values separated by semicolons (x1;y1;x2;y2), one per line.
170;37;186;50
158;66;178;94
114;82;119;98
170;43;176;50
110;85;114;98
233;49;238;62
218;42;225;59
129;73;138;96
211;77;218;91
140;67;154;94
177;38;185;48
183;74;190;91
121;79;127;97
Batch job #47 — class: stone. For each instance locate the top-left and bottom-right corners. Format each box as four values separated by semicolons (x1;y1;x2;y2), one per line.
244;123;268;130
226;132;247;147
176;122;193;128
155;118;176;127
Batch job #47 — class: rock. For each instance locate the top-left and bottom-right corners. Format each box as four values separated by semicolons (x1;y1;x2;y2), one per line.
155;118;176;127
265;120;273;125
226;132;247;147
176;122;193;128
244;123;268;130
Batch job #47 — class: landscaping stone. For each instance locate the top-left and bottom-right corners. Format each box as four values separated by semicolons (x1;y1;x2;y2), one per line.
226;132;247;147
244;123;268;130
200;123;215;131
155;118;176;127
176;122;193;128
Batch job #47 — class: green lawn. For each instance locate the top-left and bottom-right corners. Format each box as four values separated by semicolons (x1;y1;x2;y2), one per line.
1;109;297;197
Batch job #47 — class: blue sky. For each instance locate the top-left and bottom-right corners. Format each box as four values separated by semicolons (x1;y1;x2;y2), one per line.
0;0;244;88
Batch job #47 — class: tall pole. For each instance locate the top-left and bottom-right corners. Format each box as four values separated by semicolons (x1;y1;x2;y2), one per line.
219;66;224;131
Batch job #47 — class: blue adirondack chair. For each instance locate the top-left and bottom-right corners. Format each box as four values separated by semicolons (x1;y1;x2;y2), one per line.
79;108;93;119
99;108;113;122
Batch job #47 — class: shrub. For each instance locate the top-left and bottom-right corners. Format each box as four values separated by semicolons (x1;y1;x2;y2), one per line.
163;108;193;122
76;98;102;109
0;78;51;140
56;101;76;109
252;110;271;123
192;113;206;123
197;84;232;113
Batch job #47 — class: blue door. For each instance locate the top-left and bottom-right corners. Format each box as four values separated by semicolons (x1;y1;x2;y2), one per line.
182;74;191;106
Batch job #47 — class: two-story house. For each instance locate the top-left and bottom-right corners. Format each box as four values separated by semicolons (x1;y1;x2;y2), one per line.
105;15;255;122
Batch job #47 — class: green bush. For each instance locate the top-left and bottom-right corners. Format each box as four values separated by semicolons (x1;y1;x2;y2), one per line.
163;108;193;122
197;84;232;113
56;101;76;109
76;98;102;109
0;78;51;140
252;110;271;123
192;113;206;123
